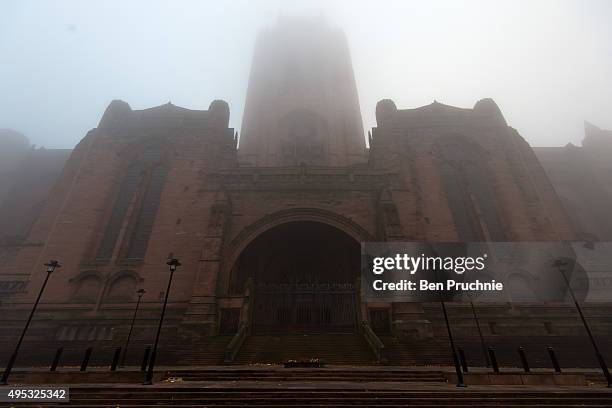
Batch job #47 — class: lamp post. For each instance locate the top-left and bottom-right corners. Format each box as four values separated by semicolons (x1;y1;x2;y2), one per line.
144;257;181;385
435;268;466;387
120;288;145;367
469;300;490;367
440;297;467;387
554;259;611;387
1;260;60;385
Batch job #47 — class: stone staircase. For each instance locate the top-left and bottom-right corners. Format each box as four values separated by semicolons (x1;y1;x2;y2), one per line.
164;367;447;382
4;333;611;369
14;387;612;407
233;333;376;365
158;336;232;365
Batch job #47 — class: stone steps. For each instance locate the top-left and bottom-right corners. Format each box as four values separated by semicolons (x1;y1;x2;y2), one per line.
158;336;232;365
164;368;447;382
4;334;612;369
233;334;376;364
14;388;612;407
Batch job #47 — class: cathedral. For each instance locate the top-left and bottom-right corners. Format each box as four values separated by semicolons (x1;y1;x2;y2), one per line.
1;17;611;367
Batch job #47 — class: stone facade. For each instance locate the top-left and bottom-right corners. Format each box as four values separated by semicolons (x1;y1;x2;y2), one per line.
535;122;612;240
0;18;608;353
0;130;71;245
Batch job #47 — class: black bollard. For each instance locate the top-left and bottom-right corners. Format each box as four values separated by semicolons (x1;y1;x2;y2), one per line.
547;346;561;373
458;347;469;373
518;346;530;373
49;347;63;372
80;347;93;372
488;347;500;373
110;347;121;372
141;346;151;372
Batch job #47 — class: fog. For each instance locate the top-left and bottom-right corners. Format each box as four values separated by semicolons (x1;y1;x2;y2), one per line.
1;0;610;149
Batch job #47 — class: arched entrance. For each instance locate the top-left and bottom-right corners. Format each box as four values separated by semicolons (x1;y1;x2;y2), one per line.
230;221;361;333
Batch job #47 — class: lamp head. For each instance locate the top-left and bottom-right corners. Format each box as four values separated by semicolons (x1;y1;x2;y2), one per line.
137;288;146;297
44;260;61;273
166;257;181;272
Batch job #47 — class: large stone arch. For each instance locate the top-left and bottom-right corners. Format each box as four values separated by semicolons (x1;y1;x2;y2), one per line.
224;208;373;278
223;208;370;333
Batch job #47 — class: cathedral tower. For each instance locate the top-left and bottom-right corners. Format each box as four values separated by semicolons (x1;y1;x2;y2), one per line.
239;17;366;166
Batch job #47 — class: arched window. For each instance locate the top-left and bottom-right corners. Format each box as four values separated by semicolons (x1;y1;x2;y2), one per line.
71;272;102;303
436;136;506;241
105;272;141;302
95;142;168;261
278;109;328;165
467;271;500;302
507;273;538;302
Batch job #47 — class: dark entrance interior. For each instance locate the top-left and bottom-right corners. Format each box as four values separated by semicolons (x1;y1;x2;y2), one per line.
231;221;360;333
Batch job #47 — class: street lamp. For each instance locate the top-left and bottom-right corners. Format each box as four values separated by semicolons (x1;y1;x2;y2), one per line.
554;259;611;387
1;260;60;384
440;296;467;387
435;268;466;387
120;288;146;367
469;299;490;367
144;257;181;385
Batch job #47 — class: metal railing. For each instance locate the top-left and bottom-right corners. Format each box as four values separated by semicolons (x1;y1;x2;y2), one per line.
223;278;253;364
361;321;387;363
223;322;249;364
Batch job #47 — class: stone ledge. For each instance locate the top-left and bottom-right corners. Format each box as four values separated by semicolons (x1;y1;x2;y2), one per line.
11;370;163;384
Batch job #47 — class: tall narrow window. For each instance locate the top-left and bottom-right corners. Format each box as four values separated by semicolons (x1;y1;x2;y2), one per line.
437;137;506;241
95;143;167;262
126;165;168;259
96;164;142;260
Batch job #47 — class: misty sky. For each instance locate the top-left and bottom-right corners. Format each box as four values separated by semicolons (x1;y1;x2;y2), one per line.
1;0;611;149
